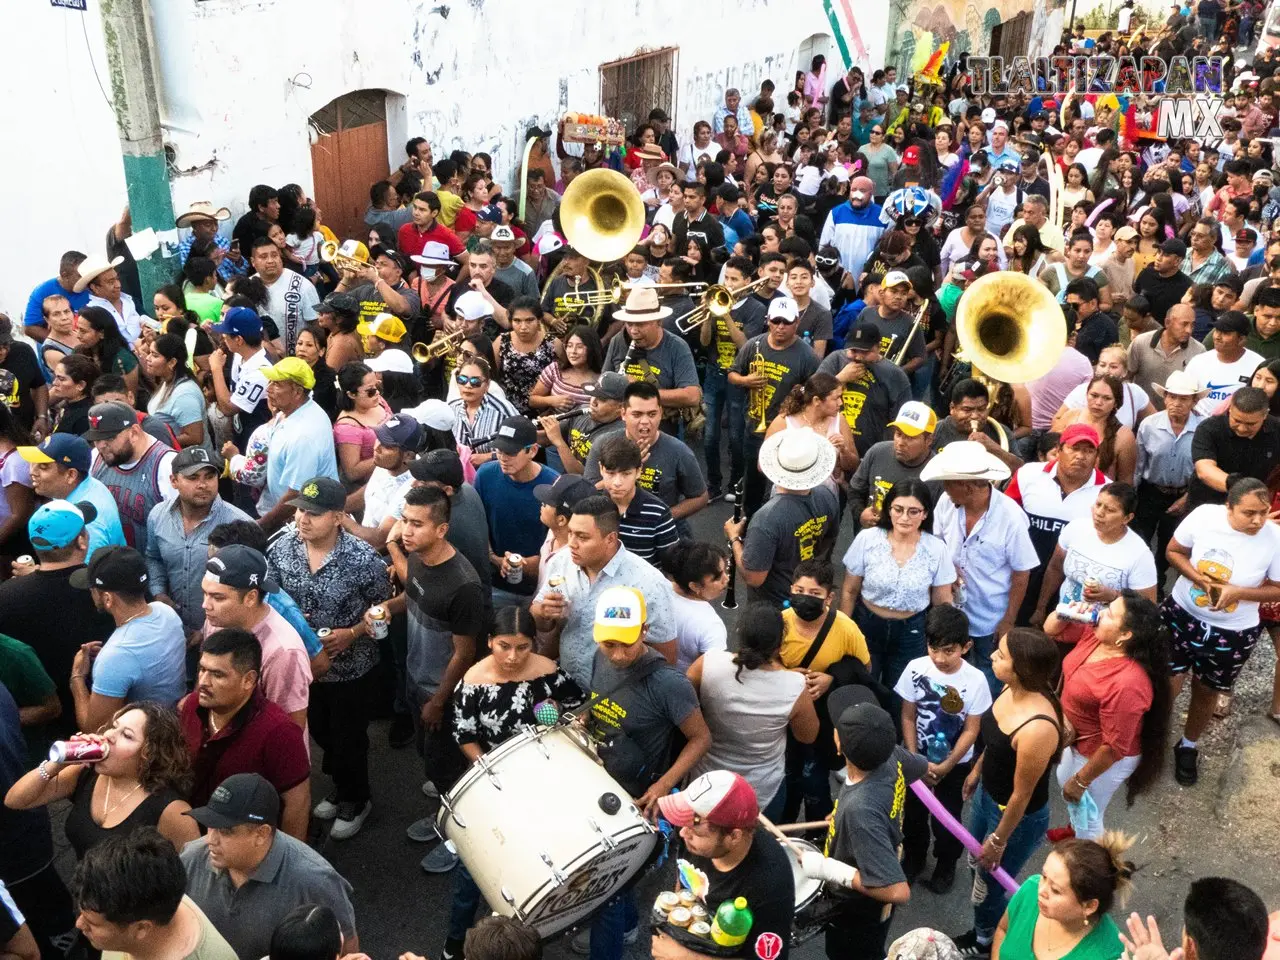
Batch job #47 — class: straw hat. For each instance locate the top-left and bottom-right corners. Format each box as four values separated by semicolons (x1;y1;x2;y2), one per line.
758;429;838;491
613;286;673;323
919;440;1011;484
176;201;232;229
73;255;125;294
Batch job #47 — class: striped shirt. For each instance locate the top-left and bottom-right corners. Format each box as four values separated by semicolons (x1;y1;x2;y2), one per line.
449;393;518;449
617;488;680;565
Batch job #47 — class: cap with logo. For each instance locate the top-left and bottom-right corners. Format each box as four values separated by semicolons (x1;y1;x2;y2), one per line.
205;544;279;594
210;306;264;337
583;372;629;402
594;585;647;645
490;225;517;243
534;474;598;515
172;446;225;477
489;416;538;454
262;357;316;391
374;415;423;450
846;322;882;351
888;401;938;437
83;401;138;441
187;773;281;829
656;770;760;830
357;312;408;343
287;477;347;514
70;545;149;592
883;270;912;289
18;434;92;475
767;297;800;323
828;685;897;770
28;499;97;550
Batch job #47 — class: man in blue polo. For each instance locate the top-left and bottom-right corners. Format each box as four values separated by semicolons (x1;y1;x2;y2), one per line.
18;434;125;560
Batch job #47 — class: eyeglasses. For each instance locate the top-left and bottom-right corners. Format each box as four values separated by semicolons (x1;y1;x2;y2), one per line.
889;504;925;518
455;374;486;387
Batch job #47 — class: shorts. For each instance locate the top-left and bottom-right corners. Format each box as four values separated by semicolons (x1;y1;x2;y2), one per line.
1160;595;1262;691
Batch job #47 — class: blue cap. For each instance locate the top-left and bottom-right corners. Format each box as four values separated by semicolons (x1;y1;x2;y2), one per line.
18;434;92;475
211;306;264;337
374;414;422;450
476;204;503;224
28;499;98;550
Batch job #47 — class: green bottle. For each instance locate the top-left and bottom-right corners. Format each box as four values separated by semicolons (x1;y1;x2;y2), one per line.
710;896;753;947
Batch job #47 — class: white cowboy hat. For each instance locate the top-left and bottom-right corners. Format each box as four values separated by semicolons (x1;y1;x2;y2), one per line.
1152;370;1210;400
919;440;1011;484
613;285;672;323
176;201;232;228
410;240;456;267
73;254;125;294
758;428;838;492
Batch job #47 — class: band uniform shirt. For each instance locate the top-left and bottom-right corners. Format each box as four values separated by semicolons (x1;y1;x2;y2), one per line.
742;486;840;606
817;354;911;456
731;335;820;425
854;306;925;368
602;330;700;396
846;441;942;522
566;415;625;468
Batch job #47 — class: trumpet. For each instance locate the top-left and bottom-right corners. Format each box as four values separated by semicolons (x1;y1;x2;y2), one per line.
746;343;770;434
673;278;769;334
319;241;372;274
413;330;463;363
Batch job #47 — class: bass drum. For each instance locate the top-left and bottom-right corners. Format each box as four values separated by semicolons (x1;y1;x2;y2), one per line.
786;837;830;946
437;725;658;939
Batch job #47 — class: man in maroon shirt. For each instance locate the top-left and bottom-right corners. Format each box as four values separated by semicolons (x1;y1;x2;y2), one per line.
397;192;468;276
179;627;311;840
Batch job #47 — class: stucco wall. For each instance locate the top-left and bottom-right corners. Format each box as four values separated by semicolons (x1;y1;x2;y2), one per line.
1;0;893;316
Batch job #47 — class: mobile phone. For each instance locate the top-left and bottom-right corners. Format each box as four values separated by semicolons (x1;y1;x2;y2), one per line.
229;239;240;255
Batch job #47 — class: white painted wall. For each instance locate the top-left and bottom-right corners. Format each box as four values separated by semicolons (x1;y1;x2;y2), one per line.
0;0;885;316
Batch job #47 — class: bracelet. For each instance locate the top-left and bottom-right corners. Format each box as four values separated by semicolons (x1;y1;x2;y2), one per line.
1072;774;1090;789
38;760;52;781
730;536;744;545
988;833;1006;846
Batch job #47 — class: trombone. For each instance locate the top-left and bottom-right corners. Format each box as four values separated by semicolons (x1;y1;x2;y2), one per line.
319;241;372;273
890;300;929;366
673;278;769;335
412;330;463;363
556;279;707;311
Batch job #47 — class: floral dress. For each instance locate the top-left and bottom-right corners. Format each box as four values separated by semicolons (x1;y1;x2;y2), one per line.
498;335;557;417
451;668;584;751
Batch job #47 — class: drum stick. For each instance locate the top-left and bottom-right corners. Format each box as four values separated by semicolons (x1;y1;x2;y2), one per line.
757;813;805;862
775;820;830;834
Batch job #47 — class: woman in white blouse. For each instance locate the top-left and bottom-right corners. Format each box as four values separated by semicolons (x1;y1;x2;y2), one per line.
838;480;955;687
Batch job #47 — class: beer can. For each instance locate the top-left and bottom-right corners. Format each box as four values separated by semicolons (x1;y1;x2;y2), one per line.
317;628;332;641
48;739;109;764
547;575;565;595
367;606;389;640
15;555;33;567
1084;577;1102;594
505;553;524;585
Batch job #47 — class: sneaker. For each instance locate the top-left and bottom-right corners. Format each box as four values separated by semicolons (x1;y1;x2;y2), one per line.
952;930;991;959
707;487;724;504
388;713;415;748
570;925;639;955
312;793;340;821
330;801;372;840
406;816;439;843
925;860;956;895
422;780;440;799
421;840;459;873
902;849;927;883
441;937;465;960
1045;825;1076;844
1174;743;1199;786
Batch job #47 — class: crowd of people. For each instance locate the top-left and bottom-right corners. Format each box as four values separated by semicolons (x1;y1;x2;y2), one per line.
2;11;1280;960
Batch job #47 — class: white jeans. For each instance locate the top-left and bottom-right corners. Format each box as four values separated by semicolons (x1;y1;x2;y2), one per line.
1055;746;1141;840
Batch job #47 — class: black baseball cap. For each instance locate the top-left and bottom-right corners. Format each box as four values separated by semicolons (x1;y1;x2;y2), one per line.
187;773;280;829
409;448;464;487
172;446;224;477
847;322;882;351
827;686;897;770
489;416;538;454
70;545;149;592
1159;238;1188;258
83;401;137;441
534;474;597;515
1214;310;1251;336
205;545;279;594
287;477;346;514
584;372;628;402
317;292;359;316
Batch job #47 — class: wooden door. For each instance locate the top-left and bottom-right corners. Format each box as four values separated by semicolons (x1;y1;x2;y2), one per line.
309;90;390;245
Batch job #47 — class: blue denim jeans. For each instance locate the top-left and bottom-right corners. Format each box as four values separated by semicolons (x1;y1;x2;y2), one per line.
783;733;834;822
854;604;928;691
968;632;1000;697
590;890;638;960
968;784;1049;941
448;862;483;942
702;365;744;494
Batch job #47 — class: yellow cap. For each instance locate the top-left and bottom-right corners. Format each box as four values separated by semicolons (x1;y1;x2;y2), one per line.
262;357;316;390
356;312;408;343
593;586;647;645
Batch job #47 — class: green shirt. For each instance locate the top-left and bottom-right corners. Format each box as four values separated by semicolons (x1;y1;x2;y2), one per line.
184;290;225;326
1002;876;1123;960
0;632;57;764
103;897;238;960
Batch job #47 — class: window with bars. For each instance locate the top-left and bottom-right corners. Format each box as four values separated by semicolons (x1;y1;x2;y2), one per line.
309;89;388;135
600;48;677;135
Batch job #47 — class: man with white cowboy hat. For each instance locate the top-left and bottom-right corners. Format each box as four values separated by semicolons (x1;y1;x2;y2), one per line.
488;224;538;299
75;254;141;345
408;239;458;330
175;201;243;279
1133;370;1207;583
924;440;1038;690
725;428;839;605
601;286;701;432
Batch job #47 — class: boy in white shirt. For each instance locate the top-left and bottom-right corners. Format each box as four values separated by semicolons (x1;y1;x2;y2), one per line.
894;604;992;893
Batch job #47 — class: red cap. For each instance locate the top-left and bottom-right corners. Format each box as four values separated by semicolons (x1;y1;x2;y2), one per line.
657;771;759;830
1059;423;1100;449
903;145;921;165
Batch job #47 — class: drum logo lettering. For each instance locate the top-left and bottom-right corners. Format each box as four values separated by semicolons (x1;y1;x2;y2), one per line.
525;835;650;926
755;933;783;960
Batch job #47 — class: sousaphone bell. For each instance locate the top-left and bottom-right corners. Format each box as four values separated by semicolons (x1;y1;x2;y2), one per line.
953;272;1066;384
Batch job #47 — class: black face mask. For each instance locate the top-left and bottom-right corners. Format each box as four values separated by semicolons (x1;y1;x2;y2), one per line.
789;594;826;622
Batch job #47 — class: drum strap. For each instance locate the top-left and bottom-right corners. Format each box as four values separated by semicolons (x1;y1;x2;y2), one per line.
797;606;839;671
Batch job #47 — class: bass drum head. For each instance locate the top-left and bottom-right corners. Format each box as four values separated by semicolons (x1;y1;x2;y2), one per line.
787;838;823;911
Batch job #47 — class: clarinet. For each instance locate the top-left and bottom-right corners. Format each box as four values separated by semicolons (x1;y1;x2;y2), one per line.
470;407;586;450
721;476;746;610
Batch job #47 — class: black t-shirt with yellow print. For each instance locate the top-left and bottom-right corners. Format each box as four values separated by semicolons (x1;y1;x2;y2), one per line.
731;334;820;426
816;352;912;456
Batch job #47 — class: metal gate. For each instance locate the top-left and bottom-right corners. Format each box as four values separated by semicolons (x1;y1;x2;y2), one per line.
990;10;1033;59
600;48;678;135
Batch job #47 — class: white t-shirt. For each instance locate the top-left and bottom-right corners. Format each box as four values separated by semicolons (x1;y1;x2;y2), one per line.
362;466;414;528
264;270;320;353
1076;146;1105;177
1063;381;1150;429
229;350;271;415
0;451;32;526
985;186;1020;235
1056;517;1158;604
671;592;728;672
1184;348;1265;416
1171;504;1280;630
678;143;719;180
893;656;992;763
652;203;677;234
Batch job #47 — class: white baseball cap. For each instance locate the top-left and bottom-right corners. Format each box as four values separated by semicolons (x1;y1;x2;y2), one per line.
364;349;414;374
883;270;912;289
767;297;800;323
981;107;997;124
888;401;938;436
454;290;493;321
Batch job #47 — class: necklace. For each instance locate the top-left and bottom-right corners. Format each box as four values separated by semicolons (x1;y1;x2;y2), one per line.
101;776;143;824
118;609;147;629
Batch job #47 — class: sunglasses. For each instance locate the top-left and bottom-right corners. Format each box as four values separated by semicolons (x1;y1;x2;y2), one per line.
901;217;923;227
455;374;486;387
768;316;797;325
358;386;380;397
815;256;839;267
871;129;884;135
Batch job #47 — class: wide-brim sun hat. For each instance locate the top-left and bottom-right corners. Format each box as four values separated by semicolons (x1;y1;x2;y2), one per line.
758;428;838;491
919;440;1011;484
